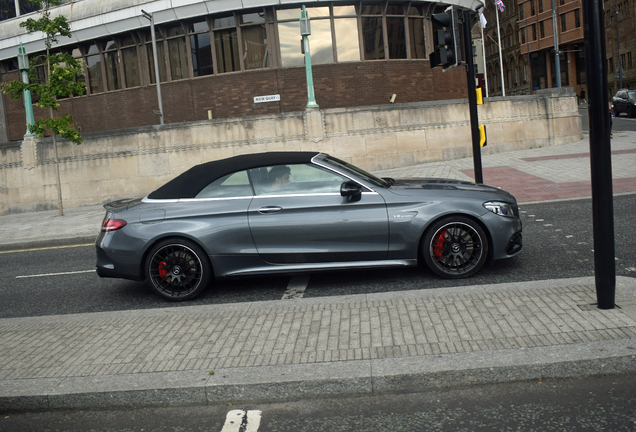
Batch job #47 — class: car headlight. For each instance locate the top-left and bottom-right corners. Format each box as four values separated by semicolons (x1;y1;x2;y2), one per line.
483;201;515;217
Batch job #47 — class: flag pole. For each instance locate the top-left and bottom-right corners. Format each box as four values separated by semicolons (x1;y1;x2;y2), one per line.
480;13;489;98
495;6;505;96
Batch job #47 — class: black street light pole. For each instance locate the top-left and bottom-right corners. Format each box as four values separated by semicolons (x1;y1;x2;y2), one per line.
582;0;616;309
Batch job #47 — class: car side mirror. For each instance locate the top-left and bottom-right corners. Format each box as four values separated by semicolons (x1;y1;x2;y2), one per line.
340;181;362;201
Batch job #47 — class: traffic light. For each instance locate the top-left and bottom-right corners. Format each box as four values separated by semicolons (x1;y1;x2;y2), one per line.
430;7;461;71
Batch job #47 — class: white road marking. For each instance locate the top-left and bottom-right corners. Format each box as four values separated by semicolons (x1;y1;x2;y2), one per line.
0;244;94;254
245;410;263;432
16;270;94;279
282;274;310;300
220;410;262;432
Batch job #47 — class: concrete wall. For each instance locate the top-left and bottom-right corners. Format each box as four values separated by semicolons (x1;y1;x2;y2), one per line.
0;88;582;215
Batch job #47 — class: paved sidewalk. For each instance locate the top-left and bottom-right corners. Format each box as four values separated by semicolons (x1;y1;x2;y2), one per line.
1;131;636;413
1;277;636;412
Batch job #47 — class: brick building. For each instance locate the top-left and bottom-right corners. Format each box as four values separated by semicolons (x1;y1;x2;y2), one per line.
0;0;487;144
482;0;586;98
605;0;636;98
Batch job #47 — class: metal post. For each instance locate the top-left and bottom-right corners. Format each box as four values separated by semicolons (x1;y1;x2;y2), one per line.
616;0;622;89
17;44;35;137
141;10;164;125
300;6;319;109
583;0;616;309
464;11;483;184
480;18;489;98
551;0;561;87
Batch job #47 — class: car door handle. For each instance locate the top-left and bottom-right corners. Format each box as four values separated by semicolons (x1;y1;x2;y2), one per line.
258;206;283;214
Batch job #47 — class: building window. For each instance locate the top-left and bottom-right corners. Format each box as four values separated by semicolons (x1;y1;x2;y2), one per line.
0;1;40;22
574;9;581;28
519;3;524;19
213;15;240;73
540;21;545;38
120;36;141;88
532;23;537;40
561;14;567;32
608;57;614;74
146;31;168;84
240;12;270;70
386;4;407;59
628;52;633;69
539;0;543;13
407;6;426;59
103;40;121;91
521;28;526;44
166;25;188;80
86;43;104;94
560;0;564;4
334;5;361;61
189;20;213;77
361;5;385;60
576;46;586;84
278;7;334;66
531;0;536;15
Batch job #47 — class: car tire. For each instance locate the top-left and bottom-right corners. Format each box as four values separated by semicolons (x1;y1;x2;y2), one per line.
422;216;489;279
145;238;212;301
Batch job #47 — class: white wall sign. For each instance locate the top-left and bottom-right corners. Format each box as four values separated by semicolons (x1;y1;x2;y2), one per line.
254;94;281;103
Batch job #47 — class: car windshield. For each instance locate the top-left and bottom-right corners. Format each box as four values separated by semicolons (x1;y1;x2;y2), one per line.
629;91;636;101
322;155;390;188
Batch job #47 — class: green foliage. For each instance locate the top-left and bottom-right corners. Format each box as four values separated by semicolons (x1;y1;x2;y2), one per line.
30;115;83;144
0;0;84;144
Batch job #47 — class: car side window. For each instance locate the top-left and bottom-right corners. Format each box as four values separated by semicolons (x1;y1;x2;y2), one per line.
195;170;253;198
250;164;349;196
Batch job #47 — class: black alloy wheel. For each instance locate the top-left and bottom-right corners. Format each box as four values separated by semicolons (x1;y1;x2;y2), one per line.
422;216;488;279
145;239;211;301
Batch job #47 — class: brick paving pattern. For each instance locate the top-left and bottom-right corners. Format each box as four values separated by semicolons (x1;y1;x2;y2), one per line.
2;284;635;381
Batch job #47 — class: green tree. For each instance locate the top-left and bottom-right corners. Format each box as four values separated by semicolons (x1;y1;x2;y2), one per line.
2;0;86;216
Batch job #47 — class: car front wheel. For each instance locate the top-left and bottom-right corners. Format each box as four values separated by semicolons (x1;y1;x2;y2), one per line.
145;239;211;301
422;216;488;279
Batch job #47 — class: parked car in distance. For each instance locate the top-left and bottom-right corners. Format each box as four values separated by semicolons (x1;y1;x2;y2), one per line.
96;152;523;301
612;89;636;117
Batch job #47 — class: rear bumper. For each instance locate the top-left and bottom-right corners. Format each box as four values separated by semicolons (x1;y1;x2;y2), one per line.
95;232;145;282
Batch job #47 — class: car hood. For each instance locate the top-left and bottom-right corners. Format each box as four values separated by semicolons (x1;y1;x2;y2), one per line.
388;178;515;200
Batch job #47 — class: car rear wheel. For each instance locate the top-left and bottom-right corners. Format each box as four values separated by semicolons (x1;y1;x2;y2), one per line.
145;239;211;301
422;216;488;279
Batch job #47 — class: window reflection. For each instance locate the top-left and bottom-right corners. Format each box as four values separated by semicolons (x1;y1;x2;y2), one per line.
86;53;104;94
168;37;188;79
242;25;269;70
121;46;140;87
147;42;168;83
386;17;406;59
215;28;240;73
362;17;384;60
335;18;360;62
309;20;333;65
408;17;426;59
191;32;213;76
104;50;121;90
278;21;304;67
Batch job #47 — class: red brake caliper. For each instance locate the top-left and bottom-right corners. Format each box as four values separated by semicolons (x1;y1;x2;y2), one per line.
158;261;168;278
433;230;446;260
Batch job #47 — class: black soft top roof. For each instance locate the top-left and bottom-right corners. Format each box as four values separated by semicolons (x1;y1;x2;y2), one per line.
147;151;320;199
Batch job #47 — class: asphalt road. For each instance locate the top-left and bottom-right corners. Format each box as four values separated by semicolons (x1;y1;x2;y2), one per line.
2;374;636;431
579;106;636;132
1;195;635;319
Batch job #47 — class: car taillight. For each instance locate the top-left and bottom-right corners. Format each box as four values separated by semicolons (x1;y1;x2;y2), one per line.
101;217;127;232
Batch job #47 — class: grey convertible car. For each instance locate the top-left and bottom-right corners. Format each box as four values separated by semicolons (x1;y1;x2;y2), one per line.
96;152;522;301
